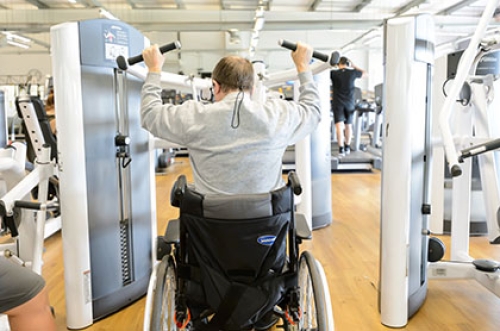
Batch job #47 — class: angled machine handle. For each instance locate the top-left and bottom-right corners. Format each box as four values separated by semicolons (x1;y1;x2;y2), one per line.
278;39;330;63
116;41;181;70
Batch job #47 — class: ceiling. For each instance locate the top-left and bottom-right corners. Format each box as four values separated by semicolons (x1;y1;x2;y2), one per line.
0;0;498;56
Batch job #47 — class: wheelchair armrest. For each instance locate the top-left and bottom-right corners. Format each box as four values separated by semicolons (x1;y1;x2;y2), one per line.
287;171;302;195
164;219;180;244
170;175;187;207
156;219;180;261
295;213;312;240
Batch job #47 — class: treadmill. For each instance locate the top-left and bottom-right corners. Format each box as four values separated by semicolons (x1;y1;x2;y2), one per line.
331;88;382;171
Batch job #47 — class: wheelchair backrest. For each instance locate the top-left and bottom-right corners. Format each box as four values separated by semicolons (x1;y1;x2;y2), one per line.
172;175;301;329
178;184;294;282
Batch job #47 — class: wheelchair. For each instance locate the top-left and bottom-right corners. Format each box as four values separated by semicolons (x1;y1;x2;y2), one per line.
145;172;334;331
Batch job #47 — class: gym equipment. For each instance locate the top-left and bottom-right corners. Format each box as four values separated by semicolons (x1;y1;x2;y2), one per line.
278;39;332;63
427;0;500;309
145;172;334;331
266;41;336;229
431;48;500;240
116;41;181;71
379;13;434;328
1;92;61;272
366;83;383;155
331;87;382;171
49;19;180;329
0;90;6;147
381;1;500;327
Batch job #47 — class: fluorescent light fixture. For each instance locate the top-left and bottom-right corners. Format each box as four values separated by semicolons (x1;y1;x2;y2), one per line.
255;6;264;18
254;17;265;31
248;6;265;57
68;0;77;3
7;40;30;49
2;31;31;43
2;32;31;49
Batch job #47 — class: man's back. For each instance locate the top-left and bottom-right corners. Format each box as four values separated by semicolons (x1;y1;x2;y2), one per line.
141;71;320;194
330;68;362;107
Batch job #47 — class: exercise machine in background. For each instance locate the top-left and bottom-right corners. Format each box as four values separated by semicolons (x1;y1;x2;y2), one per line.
261;42;336;230
431;46;500;239
381;1;500;327
1;88;61;269
429;0;500;307
379;13;434;328
51;19;159;329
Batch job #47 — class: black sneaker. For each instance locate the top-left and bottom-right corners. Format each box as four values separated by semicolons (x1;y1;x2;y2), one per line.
338;146;345;157
344;144;351;155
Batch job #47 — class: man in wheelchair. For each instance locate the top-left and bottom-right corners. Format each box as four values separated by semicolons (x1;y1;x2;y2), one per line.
141;43;332;330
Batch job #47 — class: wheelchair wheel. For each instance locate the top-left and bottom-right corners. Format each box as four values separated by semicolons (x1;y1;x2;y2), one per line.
298;251;328;331
150;256;177;331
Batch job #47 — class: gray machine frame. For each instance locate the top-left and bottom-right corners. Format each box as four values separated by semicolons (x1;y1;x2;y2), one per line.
51;19;155;329
379;14;434;328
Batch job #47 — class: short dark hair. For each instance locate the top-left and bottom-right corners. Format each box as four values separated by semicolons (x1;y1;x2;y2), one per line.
339;56;350;65
46;90;55;108
212;56;254;93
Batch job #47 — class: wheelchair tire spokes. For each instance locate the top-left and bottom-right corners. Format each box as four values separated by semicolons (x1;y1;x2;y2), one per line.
298;251;327;331
150;256;177;331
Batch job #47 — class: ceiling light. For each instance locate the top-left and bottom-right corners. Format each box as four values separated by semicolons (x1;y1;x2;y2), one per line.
254;17;265;31
2;31;31;44
2;32;32;49
7;40;30;49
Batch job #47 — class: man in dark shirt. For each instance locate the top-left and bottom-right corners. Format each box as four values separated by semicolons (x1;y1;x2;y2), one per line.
330;56;367;156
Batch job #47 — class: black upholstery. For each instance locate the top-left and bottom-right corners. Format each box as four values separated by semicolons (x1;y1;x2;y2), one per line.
15;96;57;162
166;174;302;330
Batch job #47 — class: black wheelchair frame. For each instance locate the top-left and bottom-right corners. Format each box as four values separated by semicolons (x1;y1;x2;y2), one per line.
150;172;330;331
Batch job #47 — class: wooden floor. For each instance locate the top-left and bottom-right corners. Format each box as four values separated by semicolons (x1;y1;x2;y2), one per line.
40;157;500;331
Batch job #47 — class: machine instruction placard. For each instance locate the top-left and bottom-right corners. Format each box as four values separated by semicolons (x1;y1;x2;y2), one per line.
103;24;129;61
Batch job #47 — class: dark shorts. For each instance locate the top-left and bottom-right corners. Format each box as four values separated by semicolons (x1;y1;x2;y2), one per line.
0;257;45;313
332;103;354;124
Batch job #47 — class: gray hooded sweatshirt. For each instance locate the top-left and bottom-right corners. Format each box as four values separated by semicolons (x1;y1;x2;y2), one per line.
141;70;321;195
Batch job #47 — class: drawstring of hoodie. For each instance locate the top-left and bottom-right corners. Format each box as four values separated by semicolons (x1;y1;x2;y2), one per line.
231;89;244;129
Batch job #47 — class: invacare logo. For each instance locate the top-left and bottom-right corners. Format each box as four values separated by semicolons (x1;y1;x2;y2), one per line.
257;235;276;246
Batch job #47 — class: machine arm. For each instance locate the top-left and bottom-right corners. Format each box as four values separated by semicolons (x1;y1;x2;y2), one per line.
116;41;181;70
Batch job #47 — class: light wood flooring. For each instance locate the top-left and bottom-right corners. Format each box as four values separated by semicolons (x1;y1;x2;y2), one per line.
39;157;500;331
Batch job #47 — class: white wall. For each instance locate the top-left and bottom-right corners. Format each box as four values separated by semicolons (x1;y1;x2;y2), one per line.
0;53;52;82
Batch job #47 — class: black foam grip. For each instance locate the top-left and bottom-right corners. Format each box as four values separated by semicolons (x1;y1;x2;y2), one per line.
116;41;181;70
278;39;329;63
451;164;462;177
288;171;302;195
330;51;340;66
14;200;42;210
